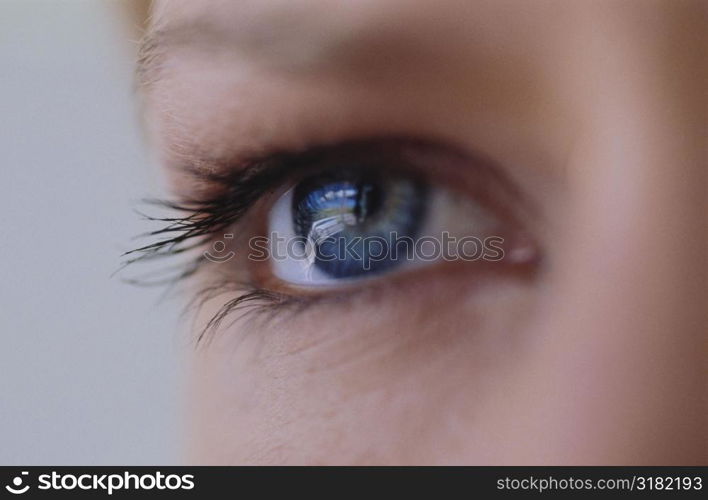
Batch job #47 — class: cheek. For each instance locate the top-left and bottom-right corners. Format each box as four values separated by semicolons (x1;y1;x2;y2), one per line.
187;277;535;464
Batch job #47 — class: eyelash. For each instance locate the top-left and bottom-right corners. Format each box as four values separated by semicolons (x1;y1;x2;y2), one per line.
123;137;532;344
120;149;301;343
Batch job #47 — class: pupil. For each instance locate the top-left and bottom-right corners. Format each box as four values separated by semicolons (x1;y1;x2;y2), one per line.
354;181;382;223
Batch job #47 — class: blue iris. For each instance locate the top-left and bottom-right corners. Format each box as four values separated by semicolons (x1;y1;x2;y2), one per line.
292;168;427;278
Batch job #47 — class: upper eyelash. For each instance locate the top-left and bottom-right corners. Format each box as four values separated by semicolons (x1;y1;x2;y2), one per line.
120;157;290;284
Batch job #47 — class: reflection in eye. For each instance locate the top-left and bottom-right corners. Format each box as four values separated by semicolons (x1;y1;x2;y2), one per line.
267;156;513;287
289;168;427;279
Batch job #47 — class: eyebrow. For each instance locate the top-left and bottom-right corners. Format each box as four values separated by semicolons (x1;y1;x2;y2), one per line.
137;8;465;90
138;15;355;87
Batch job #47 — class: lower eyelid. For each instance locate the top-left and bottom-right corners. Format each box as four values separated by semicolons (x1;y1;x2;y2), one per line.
194;252;540;346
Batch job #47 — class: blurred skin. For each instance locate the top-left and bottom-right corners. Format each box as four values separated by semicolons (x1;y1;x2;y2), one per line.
141;0;707;464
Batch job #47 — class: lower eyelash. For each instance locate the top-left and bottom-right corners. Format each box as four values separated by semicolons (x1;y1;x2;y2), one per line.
187;280;322;346
119;209;280;344
190;281;370;346
193;288;286;346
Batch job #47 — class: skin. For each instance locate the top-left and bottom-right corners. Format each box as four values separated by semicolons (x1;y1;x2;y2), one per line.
141;0;707;464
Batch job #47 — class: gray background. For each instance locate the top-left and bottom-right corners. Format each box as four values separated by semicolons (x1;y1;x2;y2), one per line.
0;1;182;464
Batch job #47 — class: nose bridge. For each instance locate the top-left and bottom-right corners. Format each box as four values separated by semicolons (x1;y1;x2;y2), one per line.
519;6;706;463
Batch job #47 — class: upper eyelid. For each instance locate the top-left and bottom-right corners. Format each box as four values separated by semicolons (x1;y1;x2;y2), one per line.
176;136;529;203
193;136;535;246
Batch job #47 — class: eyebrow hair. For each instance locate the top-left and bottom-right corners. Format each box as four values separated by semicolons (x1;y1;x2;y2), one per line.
136;15;319;87
137;11;450;89
136;27;163;88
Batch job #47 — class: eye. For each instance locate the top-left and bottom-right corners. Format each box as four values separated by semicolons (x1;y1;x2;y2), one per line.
262;140;531;288
124;137;538;334
269;167;427;284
